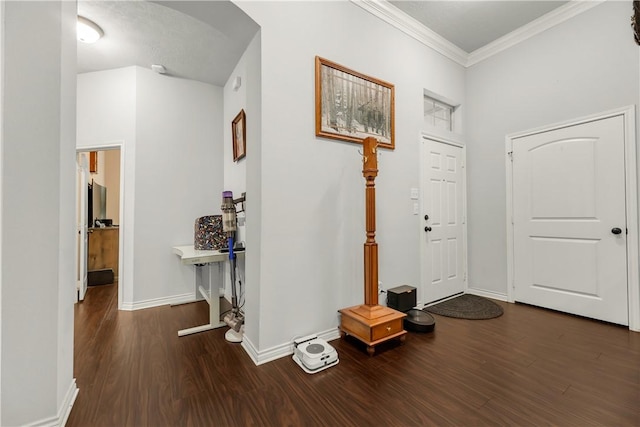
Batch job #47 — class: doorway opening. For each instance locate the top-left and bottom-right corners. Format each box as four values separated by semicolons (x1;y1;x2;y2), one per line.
76;144;125;308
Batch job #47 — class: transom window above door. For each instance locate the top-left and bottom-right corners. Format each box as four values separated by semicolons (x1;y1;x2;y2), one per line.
424;96;454;131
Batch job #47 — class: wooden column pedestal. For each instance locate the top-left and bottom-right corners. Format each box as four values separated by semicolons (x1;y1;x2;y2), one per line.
339;304;406;356
339;137;407;355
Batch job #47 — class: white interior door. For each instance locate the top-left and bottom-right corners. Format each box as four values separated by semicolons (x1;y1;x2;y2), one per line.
422;138;465;303
512;116;628;325
77;154;89;301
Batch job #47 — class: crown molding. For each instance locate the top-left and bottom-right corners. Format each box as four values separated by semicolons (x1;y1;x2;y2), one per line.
350;0;468;66
467;0;606;66
351;0;605;68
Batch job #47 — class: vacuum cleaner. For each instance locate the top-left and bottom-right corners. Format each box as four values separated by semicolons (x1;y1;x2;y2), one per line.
221;190;246;343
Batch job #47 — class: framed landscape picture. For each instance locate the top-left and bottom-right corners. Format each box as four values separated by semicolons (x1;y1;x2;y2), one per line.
232;109;246;161
315;56;395;149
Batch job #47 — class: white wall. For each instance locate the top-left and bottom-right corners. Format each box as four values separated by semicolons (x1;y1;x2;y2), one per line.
465;1;640;297
222;45;248;305
236;1;466;353
0;2;5;421
222;32;261;345
77;67;136;305
77;68;137;145
242;32;263;351
1;1;76;425
223;46;249;246
57;0;78;419
134;66;223;304
78;67;224;307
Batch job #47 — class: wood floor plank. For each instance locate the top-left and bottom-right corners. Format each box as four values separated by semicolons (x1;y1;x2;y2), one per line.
67;285;640;426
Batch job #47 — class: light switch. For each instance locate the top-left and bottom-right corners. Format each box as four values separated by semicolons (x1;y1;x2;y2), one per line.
410;188;419;200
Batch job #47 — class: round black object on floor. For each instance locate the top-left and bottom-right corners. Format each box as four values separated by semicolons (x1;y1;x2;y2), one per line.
404;309;435;333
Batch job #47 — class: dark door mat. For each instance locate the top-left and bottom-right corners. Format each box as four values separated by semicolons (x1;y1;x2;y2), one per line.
423;294;503;319
88;269;114;286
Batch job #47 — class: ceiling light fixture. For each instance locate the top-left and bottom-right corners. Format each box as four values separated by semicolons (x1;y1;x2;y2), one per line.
77;16;103;43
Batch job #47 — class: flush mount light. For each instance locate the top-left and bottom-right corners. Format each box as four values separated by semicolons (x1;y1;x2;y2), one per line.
77;16;103;43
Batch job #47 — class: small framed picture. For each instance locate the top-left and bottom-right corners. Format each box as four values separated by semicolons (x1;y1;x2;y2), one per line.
232;109;246;161
89;151;98;173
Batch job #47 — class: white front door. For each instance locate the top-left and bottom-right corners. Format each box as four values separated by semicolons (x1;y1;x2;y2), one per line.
512;116;628;325
77;155;89;301
422;138;465;303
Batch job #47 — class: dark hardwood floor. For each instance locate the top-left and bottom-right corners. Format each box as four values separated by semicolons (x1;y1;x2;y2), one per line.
68;284;640;426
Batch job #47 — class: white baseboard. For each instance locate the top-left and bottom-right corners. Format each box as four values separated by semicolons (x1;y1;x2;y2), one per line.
240;335;260;364
28;379;78;427
465;287;508;302
58;379;79;427
241;327;341;366
120;292;194;311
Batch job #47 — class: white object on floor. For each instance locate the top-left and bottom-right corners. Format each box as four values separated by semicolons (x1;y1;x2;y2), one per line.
292;335;339;374
225;326;244;343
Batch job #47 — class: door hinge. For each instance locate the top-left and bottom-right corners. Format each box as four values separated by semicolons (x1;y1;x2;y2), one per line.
507;151;513;162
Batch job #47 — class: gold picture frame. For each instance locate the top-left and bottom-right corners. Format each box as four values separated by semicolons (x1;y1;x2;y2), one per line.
232;109;246;162
315;56;395;150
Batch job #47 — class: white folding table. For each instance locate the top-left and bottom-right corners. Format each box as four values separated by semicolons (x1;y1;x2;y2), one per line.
172;245;244;337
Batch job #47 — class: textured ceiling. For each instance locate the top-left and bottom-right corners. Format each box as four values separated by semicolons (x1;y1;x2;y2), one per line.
77;1;571;86
77;1;259;86
388;1;569;53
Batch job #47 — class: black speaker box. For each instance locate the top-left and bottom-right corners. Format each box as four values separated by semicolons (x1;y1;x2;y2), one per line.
88;268;115;286
387;285;416;312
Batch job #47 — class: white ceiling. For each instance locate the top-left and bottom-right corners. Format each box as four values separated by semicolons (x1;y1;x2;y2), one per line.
388;1;569;53
76;1;570;86
77;0;259;86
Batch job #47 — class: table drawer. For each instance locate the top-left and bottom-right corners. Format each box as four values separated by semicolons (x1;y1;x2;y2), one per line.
371;318;404;341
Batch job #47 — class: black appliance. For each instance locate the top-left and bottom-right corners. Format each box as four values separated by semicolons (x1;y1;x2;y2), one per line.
387;285;435;333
